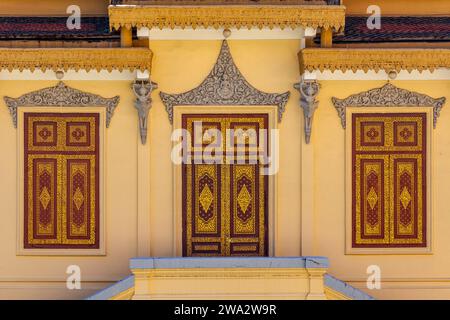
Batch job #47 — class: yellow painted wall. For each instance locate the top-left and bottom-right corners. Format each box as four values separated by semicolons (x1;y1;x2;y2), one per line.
313;80;450;300
0;81;138;299
132;267;327;300
343;0;450;16
0;40;303;299
1;40;450;300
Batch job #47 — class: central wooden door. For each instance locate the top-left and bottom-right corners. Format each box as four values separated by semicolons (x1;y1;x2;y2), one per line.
182;114;269;256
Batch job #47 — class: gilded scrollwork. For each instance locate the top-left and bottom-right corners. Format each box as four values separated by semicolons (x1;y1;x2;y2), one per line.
160;41;290;123
109;5;346;32
4;82;120;128
299;48;450;74
0;48;153;73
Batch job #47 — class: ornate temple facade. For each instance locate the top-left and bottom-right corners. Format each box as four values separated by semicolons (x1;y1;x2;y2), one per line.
0;0;449;300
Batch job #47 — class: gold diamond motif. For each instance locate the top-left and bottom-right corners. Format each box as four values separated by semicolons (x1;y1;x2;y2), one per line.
237;185;252;213
39;187;51;210
367;187;378;210
400;187;412;210
73;187;84;210
199;184;213;212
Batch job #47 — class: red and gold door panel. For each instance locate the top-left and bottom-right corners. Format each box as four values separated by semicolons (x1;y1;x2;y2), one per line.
182;114;268;256
24;113;100;249
352;113;427;248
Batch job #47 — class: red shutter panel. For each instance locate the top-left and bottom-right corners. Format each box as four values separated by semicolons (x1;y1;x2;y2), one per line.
352;113;427;248
24;113;100;249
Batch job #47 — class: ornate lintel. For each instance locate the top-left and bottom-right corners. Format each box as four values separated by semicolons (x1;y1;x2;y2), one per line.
0;47;153;73
3;82;120;128
294;80;320;144
331;83;446;129
109;5;346;32
299;48;450;74
132;79;158;145
160;40;290;123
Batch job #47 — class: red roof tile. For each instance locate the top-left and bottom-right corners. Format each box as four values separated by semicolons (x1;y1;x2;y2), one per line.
0;17;118;40
333;16;450;43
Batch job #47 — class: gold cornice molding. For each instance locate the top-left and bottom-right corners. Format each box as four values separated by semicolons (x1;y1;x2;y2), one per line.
108;5;346;32
0;48;153;73
299;48;450;73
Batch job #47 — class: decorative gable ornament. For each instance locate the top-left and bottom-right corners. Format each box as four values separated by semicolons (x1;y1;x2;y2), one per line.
4;81;120;128
332;83;446;129
160;40;290;123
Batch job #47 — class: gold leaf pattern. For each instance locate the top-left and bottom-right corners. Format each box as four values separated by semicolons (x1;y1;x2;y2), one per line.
183;115;267;256
39;187;51;210
400;187;412;210
109;6;346;32
367;187;378;210
73;187;85;211
237;184;252;213
301;48;450;74
199;184;213;213
352;113;427;248
25;113;99;248
0;48;153;73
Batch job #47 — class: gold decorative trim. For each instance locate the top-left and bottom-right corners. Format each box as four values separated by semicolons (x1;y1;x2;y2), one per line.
110;287;135;300
299;48;450;73
132;268;311;279
324;287;352;300
0;48;153;73
109;5;346;31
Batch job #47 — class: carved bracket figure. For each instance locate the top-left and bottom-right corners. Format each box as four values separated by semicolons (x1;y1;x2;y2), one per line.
132;79;158;145
294;80;320;144
4;81;120;128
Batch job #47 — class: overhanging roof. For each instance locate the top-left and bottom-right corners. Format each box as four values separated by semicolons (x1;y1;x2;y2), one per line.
0;16;117;41
333;16;450;43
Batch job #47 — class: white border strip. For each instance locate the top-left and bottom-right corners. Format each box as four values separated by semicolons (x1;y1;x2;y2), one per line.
139;27;315;40
307;68;450;81
0;69;137;81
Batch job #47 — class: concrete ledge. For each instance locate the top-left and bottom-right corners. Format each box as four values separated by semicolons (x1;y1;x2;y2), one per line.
86;275;134;300
130;257;329;270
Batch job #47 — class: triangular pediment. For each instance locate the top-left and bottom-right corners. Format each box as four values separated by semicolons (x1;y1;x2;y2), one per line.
4;81;120;128
332;83;446;128
160;41;290;123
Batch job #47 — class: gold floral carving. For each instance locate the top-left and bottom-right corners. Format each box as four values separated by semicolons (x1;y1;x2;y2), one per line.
299;48;450;73
109;5;346;31
0;48;153;72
